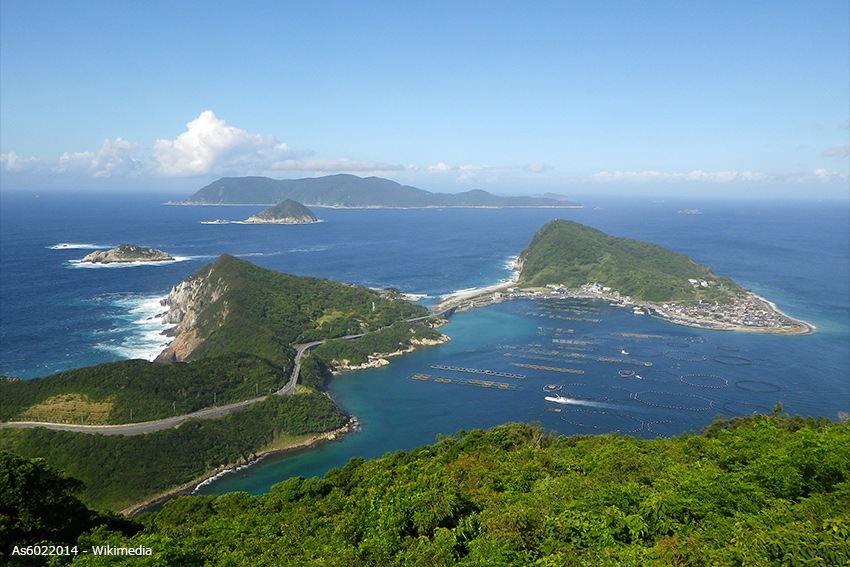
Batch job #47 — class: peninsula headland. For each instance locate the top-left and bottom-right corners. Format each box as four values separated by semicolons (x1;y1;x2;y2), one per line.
434;219;813;335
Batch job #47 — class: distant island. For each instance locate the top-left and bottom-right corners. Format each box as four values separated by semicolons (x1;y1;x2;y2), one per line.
80;244;174;264
244;200;318;224
437;219;814;334
179;173;582;208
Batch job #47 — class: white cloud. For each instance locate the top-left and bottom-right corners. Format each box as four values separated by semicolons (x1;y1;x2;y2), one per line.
524;162;552;173
427;162;453;173
153;110;295;176
56;138;143;178
822;144;850;158
0;151;40;172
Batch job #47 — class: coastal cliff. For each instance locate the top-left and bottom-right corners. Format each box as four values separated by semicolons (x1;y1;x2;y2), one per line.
80;244;174;264
155;254;432;365
156;263;229;362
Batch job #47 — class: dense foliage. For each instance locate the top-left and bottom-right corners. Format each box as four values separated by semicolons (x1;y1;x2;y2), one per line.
6;414;840;565
518;220;745;302
1;255;433;513
0;452;139;566
311;322;445;368
0;354;287;424
0;392;346;511
186;255;430;363
248;199;316;222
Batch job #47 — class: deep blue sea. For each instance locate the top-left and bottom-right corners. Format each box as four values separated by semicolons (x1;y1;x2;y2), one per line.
1;190;848;496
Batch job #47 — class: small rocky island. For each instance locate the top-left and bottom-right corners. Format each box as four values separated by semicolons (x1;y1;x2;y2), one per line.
80;244;174;264
244;200;318;224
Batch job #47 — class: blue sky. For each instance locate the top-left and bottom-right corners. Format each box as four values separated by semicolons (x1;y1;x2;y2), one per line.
1;1;848;198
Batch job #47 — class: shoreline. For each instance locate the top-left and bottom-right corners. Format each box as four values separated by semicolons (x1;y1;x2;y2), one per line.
121;417;358;516
433;284;815;336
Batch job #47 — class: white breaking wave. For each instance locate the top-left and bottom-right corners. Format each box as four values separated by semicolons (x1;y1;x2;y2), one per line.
48;242;111;250
65;256;195;269
92;293;172;361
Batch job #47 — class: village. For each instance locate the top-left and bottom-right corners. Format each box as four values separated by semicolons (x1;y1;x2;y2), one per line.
435;280;814;335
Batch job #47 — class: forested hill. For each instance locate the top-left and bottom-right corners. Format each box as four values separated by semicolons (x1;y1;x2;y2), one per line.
5;414;848;565
517;219;746;302
182;174;581;207
157;253;430;364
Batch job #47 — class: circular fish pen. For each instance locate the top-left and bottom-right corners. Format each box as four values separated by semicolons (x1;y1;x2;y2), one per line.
542;384;563;392
679;373;729;389
618;369;635;377
631;390;715;411
558;408;645;434
735;380;781;393
713;355;753;366
663;351;707;362
722;401;771;415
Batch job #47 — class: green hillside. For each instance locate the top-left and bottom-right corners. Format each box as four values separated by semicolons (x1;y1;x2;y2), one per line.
178;254;429;362
0;256;435;512
246;199;317;223
5;413;848;566
518;220;745;302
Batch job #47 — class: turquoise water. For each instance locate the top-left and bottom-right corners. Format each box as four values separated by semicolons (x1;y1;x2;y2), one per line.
1;191;847;497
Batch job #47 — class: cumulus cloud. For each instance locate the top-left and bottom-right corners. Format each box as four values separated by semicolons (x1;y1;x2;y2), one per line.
56;138;143;178
153;110;295;176
822;144;850;158
0;151;40;172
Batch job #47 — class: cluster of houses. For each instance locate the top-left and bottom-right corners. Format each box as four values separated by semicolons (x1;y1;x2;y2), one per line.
446;280;806;333
655;296;799;330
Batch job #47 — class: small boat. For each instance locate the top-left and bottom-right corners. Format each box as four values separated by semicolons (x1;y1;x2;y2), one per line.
621;349;630;355
544;394;573;404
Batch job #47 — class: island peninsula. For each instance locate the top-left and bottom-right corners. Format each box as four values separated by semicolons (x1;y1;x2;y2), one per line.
434;220;813;335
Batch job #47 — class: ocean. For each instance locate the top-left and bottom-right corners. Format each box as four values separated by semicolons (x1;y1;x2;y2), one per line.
1;189;848;496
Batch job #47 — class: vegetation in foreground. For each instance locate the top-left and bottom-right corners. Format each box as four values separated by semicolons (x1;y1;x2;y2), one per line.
3;413;847;566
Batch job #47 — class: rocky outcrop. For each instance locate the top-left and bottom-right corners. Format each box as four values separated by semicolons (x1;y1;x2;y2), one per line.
155;265;229;363
244;200;318;224
80;244;174;264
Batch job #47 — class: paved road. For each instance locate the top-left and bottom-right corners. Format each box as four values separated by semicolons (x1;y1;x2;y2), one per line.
0;339;326;436
0;314;447;436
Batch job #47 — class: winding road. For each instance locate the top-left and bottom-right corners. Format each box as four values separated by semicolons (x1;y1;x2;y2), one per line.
0;340;327;436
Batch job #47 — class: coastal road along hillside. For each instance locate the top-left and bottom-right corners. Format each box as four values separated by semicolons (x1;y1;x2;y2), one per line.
0;319;440;436
0;339;326;436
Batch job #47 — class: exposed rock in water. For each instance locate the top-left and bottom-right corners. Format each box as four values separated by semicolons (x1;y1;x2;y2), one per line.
80;244;174;264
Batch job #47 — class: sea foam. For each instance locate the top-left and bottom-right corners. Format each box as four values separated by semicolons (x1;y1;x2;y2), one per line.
92;293;172;361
